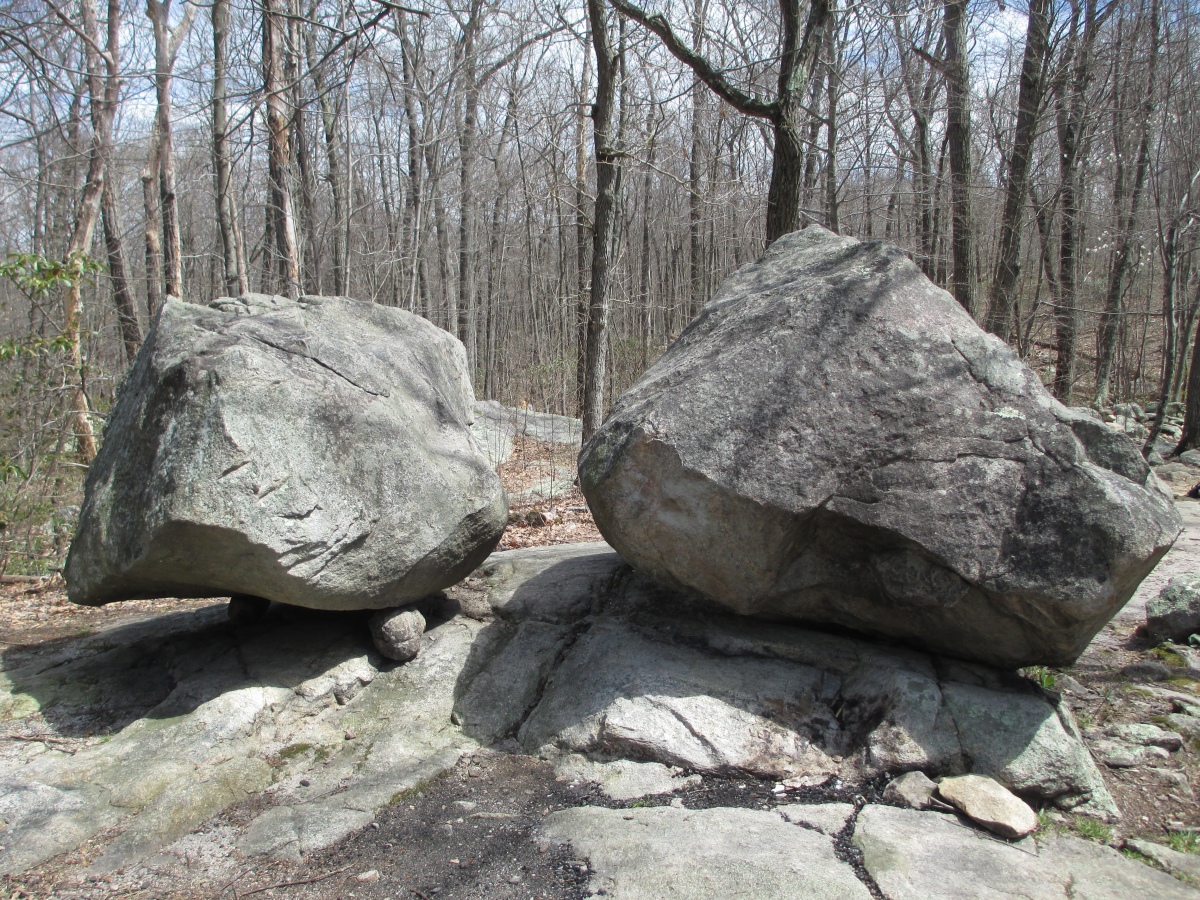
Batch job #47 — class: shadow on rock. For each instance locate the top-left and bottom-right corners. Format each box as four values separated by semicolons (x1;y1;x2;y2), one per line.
0;600;395;737
449;544;1117;819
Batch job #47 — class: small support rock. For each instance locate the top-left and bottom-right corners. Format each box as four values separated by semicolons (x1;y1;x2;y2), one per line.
369;606;426;662
228;594;271;624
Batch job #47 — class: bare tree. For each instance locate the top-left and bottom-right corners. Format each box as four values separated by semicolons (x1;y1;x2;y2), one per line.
147;0;196;303
212;0;247;296
582;0;623;439
263;0;301;297
610;0;831;244
985;0;1053;342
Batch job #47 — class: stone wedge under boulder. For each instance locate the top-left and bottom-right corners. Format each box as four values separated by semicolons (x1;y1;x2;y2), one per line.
66;294;507;610
579;227;1181;667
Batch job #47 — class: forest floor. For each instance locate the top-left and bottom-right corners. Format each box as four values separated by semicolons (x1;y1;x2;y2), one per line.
1;442;1199;898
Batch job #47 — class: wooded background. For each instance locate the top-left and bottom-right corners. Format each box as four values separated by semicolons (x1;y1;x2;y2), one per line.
0;0;1196;572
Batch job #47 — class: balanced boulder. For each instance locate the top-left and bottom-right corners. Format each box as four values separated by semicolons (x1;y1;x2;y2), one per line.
579;227;1181;668
66;293;507;610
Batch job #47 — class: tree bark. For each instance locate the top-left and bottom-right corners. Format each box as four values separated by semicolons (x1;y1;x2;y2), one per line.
575;49;592;415
985;0;1052;342
141;122;163;315
457;0;484;370
305;17;347;296
582;0;622;441
823;5;839;234
262;0;301;297
101;175;142;362
148;0;183;301
1094;0;1158;408
212;0;247;296
64;0;127;463
1052;0;1105;402
942;0;974;315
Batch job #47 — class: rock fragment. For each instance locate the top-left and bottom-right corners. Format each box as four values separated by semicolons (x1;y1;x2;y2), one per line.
369;606;427;662
854;805;1198;900
1148;575;1200;643
936;774;1038;839
540;805;872;900
1126;839;1200;883
882;771;938;810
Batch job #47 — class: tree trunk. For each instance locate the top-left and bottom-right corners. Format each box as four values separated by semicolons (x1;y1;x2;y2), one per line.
1164;166;1200;452
101;174;142;362
985;0;1052;342
687;1;707;319
582;0;622;441
262;0;301;297
1094;0;1158;408
457;0;484;370
148;0;184;301
305;20;347;296
823;6;840;234
141;124;163;315
212;0;247;296
575;49;592;415
1052;0;1104;402
942;0;974;316
65;0;127;463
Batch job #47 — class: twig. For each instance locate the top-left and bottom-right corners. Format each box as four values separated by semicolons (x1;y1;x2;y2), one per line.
212;867;254;899
0;574;47;584
239;865;353;896
6;733;78;753
412;891;432;900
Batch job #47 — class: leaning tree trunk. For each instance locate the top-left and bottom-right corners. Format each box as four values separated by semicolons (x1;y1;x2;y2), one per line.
64;0;125;464
101;174;142;362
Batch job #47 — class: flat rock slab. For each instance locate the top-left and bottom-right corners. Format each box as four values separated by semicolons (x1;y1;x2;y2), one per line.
554;756;700;801
456;545;1115;815
0;542;1125;878
0;602;479;875
471;400;582;466
67;294;506;611
540;805;873;900
776;802;856;835
579;226;1181;668
853;805;1199;899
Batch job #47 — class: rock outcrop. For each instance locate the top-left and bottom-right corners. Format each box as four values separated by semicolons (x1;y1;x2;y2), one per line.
455;544;1117;818
2;542;1123;878
66;293;507;611
579;227;1181;668
1147;574;1200;642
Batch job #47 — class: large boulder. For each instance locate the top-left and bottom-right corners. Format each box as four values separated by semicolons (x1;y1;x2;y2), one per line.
579;227;1181;668
66;294;507;610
